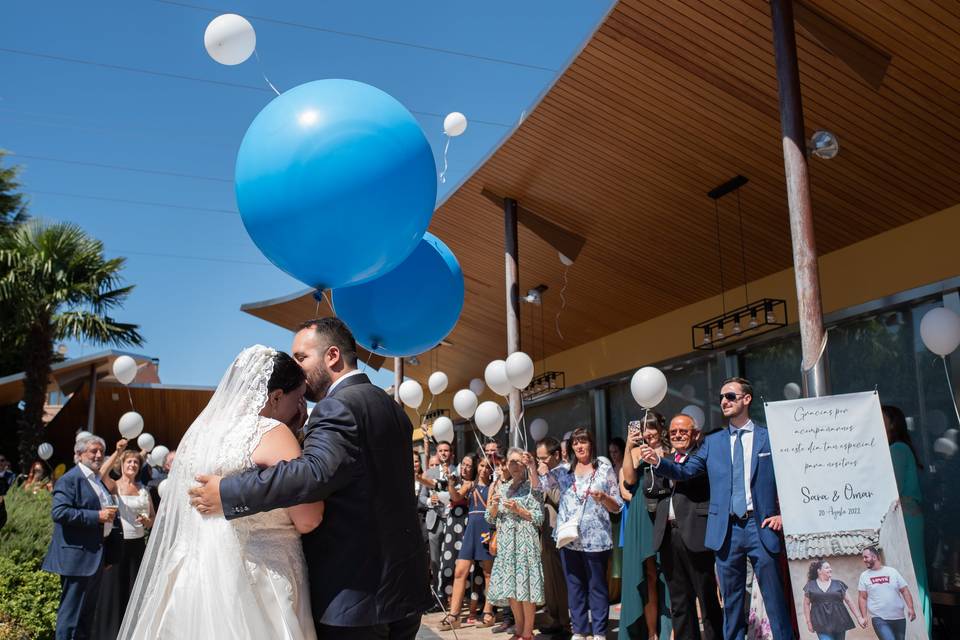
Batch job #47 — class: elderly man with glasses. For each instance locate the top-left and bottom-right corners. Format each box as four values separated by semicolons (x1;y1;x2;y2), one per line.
640;377;793;640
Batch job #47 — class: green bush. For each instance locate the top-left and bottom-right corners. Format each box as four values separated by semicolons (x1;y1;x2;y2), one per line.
0;487;59;640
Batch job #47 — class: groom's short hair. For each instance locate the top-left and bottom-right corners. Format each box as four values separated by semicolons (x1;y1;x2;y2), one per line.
298;318;359;367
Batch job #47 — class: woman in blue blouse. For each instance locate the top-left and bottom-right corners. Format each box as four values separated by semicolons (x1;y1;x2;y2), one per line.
541;427;623;640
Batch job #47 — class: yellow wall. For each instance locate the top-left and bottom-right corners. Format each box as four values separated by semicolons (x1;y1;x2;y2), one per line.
539;203;960;387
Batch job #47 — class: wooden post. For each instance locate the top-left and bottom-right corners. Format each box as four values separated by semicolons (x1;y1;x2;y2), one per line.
86;365;97;433
769;0;828;397
504;198;522;448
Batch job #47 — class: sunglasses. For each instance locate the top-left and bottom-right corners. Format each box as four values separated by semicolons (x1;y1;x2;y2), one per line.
669;429;693;437
719;392;744;402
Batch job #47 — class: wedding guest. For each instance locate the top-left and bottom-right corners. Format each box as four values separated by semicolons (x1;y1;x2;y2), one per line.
534;437;571;636
881;405;930;632
621;414;672;640
607;436;627;604
651;414;722;640
486;448;545;640
438;453;475;609
543;427;622;640
858;547;916;640
803;559;862;640
94;448;155;638
441;454;496;630
425;441;455;593
640;377;793;640
23;460;53;493
415;452;430;541
147;449;175;506
42;435;121;640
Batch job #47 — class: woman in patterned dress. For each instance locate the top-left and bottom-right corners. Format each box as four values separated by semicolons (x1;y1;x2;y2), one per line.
438;454;475;604
542;427;623;640
486;447;545;640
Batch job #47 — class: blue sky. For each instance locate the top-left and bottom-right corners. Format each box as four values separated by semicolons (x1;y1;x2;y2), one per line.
1;0;615;387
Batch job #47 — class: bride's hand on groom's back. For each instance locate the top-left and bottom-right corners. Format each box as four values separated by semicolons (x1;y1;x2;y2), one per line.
189;474;223;516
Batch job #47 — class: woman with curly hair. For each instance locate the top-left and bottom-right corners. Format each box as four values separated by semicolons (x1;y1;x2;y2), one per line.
803;559;863;640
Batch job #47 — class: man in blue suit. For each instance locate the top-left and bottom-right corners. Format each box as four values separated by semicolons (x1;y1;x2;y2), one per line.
190;318;432;640
640;377;794;640
42;435;121;640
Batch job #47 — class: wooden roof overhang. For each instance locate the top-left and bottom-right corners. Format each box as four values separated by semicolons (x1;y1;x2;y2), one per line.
241;0;960;391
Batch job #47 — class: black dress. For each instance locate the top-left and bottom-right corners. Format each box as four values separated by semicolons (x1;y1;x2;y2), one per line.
804;579;855;634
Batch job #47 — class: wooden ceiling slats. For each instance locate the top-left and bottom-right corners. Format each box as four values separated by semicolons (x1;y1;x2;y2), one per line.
245;1;960;391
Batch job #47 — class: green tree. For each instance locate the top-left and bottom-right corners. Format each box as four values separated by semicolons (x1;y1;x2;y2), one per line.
0;152;30;377
0;221;143;469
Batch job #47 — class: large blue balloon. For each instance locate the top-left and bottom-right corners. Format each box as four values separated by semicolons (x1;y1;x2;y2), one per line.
332;232;464;357
235;79;437;289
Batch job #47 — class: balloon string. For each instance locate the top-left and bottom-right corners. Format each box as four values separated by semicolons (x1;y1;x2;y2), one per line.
473;423;493;470
555;264;570;340
254;49;281;96
126;386;135;412
439;136;451;184
943;357;960;428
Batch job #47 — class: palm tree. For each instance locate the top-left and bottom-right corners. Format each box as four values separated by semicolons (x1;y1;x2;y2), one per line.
0;220;143;469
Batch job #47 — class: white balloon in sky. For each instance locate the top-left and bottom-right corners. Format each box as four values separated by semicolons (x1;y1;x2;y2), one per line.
204;14;256;66
443;112;468;137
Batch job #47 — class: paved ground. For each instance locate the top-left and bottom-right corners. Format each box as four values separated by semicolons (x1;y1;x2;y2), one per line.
417;606;622;640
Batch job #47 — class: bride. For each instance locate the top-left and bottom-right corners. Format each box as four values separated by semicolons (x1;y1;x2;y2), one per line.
119;345;324;639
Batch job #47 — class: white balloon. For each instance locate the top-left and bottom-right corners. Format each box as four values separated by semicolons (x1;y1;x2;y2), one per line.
783;382;802;400
398;380;424;409
505;352;535;390
529;418;549;442
484;360;513;397
453;389;479;419
469;378;485;396
428;371;449;396
204;14;256;66
630;367;668;408
137;432;155;453
945;428;959;444
474;401;504;438
75;430;93;442
37;442;53;461
158;478;170;499
443;112;468;137
681;405;705;430
118;411;144;439
437;491;451;506
150;445;170;467
920;307;960;357
432;417;454;443
680;384;696;401
112;355;138;385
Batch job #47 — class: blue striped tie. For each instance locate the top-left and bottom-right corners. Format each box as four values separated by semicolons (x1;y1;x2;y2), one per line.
730;429;747;518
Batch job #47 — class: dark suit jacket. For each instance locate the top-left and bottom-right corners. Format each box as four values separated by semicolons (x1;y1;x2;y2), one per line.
42;464;121;577
220;373;432;627
652;447;711;553
653;424;781;553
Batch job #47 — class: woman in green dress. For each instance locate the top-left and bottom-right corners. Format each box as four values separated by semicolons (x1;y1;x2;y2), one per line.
486;447;545;640
620;413;672;640
881;405;931;636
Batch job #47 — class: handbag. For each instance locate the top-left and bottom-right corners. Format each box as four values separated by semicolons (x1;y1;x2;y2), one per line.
556;468;597;549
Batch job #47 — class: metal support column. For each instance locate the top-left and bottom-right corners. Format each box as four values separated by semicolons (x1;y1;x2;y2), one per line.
770;0;829;398
86;365;97;433
504;198;522;447
393;357;403;404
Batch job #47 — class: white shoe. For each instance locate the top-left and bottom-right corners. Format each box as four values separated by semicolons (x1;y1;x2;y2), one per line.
571;635;589;640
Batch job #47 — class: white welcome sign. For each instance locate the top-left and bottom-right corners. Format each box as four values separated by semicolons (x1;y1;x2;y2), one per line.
764;391;898;535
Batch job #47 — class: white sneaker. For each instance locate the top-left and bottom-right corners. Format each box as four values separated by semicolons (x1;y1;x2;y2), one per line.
571;635;589;640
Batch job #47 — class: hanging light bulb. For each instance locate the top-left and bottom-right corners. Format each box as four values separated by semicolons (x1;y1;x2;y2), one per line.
703;326;712;345
765;302;776;324
733;314;742;334
749;309;759;329
716;322;725;341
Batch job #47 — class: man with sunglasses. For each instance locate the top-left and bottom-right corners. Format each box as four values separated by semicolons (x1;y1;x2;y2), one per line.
640;377;794;640
649;414;724;640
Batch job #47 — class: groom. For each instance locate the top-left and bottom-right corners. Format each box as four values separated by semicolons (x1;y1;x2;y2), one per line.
190;318;432;639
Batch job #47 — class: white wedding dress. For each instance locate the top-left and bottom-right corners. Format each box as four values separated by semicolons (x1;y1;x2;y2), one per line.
119;346;316;640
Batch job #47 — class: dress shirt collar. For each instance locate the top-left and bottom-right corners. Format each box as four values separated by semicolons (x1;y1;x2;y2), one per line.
327;369;363;395
729;419;755;435
78;461;97;479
